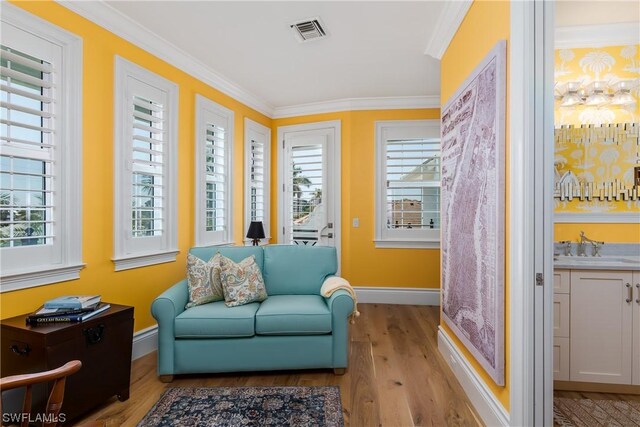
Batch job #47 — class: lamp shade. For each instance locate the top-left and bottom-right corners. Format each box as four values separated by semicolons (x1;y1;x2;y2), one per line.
246;221;266;240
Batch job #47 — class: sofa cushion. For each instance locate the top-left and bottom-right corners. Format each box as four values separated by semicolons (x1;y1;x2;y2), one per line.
263;245;337;295
175;301;260;338
255;295;331;335
219;255;268;307
185;253;224;309
189;246;264;271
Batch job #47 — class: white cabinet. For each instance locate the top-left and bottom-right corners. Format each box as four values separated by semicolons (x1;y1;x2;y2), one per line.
570;270;634;384
554;269;640;385
554;269;570;294
553;270;572;381
633;273;640;385
554;337;570;381
570;270;635;384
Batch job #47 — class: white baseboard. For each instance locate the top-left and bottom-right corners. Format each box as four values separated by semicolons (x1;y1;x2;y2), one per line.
438;327;510;426
354;286;440;305
132;324;158;360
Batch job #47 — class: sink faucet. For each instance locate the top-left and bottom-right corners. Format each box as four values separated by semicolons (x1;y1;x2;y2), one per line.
578;231;604;257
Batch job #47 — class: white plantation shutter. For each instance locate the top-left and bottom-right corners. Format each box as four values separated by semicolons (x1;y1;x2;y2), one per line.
131;95;165;238
195;95;233;246
0;5;83;291
205;122;226;232
1;46;55;248
244;118;270;241
385;138;440;230
249;137;265;222
375;120;441;247
114;57;178;270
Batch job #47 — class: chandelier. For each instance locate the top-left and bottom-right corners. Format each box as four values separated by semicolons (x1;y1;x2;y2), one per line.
555;80;637;108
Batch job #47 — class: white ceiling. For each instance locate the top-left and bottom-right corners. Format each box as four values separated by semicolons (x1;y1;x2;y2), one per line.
556;0;640;26
105;1;444;109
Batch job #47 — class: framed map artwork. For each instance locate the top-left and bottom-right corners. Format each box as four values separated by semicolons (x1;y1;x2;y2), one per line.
441;40;507;385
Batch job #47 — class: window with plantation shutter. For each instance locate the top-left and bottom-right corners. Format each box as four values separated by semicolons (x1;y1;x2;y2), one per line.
375;120;441;248
0;6;82;291
114;57;177;271
244;118;270;243
195;95;233;246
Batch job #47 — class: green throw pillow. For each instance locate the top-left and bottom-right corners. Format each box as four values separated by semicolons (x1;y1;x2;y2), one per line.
219;254;268;307
185;253;224;309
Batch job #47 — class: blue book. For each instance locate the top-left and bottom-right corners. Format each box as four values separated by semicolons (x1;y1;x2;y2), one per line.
26;304;111;325
44;295;101;310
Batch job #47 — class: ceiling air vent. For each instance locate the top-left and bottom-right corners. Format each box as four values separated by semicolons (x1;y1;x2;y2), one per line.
290;18;327;43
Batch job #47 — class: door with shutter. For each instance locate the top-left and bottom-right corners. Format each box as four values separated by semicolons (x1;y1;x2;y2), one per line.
277;122;340;256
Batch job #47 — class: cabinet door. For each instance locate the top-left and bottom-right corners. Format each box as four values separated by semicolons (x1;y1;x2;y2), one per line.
554;294;570;338
554;337;570;381
570;270;634;384
554;269;570;294
634;271;640;385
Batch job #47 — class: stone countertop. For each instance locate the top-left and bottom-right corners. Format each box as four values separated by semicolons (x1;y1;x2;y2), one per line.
554;255;640;271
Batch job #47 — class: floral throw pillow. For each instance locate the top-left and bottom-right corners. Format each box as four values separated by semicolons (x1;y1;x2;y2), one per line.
185;253;224;309
219;255;268;307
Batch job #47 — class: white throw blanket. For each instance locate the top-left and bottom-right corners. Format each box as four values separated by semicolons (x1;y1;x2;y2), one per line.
320;276;360;324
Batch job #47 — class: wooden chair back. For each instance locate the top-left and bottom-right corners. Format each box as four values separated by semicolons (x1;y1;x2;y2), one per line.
0;360;82;427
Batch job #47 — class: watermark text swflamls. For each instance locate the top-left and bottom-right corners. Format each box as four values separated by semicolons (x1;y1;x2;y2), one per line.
2;413;66;424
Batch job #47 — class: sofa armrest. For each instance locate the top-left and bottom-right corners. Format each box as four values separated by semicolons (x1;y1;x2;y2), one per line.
324;289;354;318
323;285;354;369
151;279;188;376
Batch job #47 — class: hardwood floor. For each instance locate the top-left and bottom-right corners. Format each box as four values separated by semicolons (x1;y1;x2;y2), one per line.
75;304;481;427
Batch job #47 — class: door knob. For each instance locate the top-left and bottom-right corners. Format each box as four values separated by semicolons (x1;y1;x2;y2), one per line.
626;283;632;303
636;284;640;304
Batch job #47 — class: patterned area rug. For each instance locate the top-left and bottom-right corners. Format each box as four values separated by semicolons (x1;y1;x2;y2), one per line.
554;398;640;426
137;386;344;427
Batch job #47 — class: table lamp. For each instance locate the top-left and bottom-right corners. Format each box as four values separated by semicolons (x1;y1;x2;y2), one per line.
246;221;265;246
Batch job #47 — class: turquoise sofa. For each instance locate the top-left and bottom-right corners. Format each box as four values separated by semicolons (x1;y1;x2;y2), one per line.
151;245;354;381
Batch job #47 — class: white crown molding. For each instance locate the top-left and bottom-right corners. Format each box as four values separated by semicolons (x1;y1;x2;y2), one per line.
555;22;640;49
54;0;274;117
554;212;640;224
438;328;510;426
424;0;472;60
354;286;440;305
272;96;440;119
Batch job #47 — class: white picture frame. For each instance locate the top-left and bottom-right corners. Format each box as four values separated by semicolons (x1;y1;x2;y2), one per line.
440;40;507;385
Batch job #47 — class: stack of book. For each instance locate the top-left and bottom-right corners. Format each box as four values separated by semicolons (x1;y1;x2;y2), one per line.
26;295;110;326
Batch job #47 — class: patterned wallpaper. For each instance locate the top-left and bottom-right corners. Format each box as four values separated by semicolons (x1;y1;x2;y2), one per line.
555;44;640;214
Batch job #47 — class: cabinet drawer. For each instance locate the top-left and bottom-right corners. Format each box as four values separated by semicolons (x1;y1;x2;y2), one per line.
554;293;570;338
554;269;570;294
554;337;570;381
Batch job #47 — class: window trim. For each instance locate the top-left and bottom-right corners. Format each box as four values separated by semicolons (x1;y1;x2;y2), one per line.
243;118;271;245
374;119;441;249
194;95;234;247
0;4;84;292
113;56;178;271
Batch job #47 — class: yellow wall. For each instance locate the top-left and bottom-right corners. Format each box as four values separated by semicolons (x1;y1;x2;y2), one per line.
555;223;640;243
1;2;443;331
0;1;271;331
271;108;442;288
553;44;640;243
439;0;511;410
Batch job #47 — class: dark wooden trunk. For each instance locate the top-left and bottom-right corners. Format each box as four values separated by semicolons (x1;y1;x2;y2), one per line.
1;304;134;423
